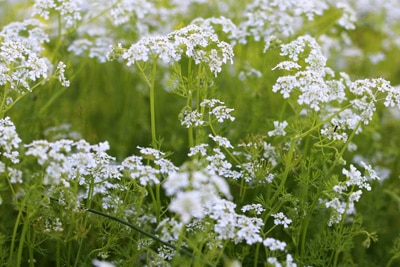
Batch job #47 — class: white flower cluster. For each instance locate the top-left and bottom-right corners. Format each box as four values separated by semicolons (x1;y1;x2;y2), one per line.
237;0;356;43
0;117;22;164
25;140;121;193
267;254;297;267
0;117;23;188
271;212;292;228
122;146;178;186
272;35;345;112
163;166;265;245
324;162;380;226
0;19;50;94
164;167;231;222
32;0;82;29
179;108;204;128
273;35;400;138
108;0;154;26
200;99;235;123
268;121;289;137
120;24;234;76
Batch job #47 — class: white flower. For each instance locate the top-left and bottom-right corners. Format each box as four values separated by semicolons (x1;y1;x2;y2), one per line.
169;190;205;224
272;61;301;71
264;237;287;251
271;212;292;228
360;161;380;181
92;259;115;267
122;35;181;65
349;190;363;203
163;172;190;196
0;117;22;164
268;121;289;137
286;254;297;267
267;257;282;267
56;61;70;87
188;144;208;157
342;164;371;191
32;0;82;29
180;109;204;128
241;204;265;215
201;99;235;123
209;134;233;149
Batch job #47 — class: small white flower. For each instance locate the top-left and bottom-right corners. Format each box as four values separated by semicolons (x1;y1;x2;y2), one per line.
271;212;292;228
343;164;371;191
209;134;233;149
92;259;115;267
56;61;70;87
268;121;289;137
169;191;205;224
188;144;208;157
180;109;204;128
241;204;265;215
264;237;287;251
272;61;301;71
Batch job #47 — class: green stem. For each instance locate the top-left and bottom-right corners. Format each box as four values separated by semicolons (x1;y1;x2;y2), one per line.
149;60;158;148
332;185;356;267
269;138;297;205
16;214;30;267
9;208;23;265
74;175;96;267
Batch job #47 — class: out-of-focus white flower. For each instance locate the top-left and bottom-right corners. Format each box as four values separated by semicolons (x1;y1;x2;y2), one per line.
268;121;289;137
92;259;115;267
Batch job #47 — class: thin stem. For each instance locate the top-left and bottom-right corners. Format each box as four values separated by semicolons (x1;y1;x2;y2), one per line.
149;60;158;148
269;138;297;205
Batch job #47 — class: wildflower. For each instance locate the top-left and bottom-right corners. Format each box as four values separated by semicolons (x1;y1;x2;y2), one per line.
342;164;372;191
241;204;265;215
122;35;180;65
263;142;279;166
169;191;205;224
266;173;276;183
360;161;380;181
268;121;289;137
272;61;301;71
179;109;204;128
108;0;154;26
271;212;292;228
137;146;165;160
157;218;184;242
163;171;190;196
32;0;82;29
239;0;329;43
272;36;347;111
206;148;233;177
169;24;234;76
267;257;282;267
120;24;234;76
56;62;70;87
264;237;287;251
209;134;233;149
92;259;115;267
188;144;208;157
200;99;235;122
210;199;263;245
286;254;297;267
0;117;22;164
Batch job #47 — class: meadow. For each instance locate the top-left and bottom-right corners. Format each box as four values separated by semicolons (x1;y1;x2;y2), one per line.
1;0;400;266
